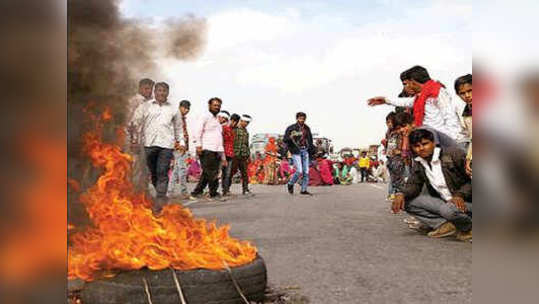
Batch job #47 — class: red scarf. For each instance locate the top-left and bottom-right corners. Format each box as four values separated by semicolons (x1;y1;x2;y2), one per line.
413;80;443;127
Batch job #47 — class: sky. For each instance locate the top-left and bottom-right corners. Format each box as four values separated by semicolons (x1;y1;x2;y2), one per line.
119;0;472;150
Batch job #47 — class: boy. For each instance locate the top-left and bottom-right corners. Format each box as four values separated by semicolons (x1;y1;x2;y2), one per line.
454;74;472;177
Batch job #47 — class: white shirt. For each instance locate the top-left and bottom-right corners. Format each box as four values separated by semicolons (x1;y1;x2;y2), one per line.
415;147;453;201
193;111;224;153
386;88;466;143
130;99;183;149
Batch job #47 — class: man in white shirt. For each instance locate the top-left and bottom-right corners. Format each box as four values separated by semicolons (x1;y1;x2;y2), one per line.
392;128;472;241
190;97;227;200
130;82;183;212
368;66;466;145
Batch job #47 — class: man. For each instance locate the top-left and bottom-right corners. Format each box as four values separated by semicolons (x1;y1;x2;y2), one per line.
167;100;191;198
284;112;315;195
454;74;473;177
230;115;252;195
220;111;239;196
126;78;154;191
358;152;370;183
130;82;183;213
367;66;465;145
191;97;227;200
392;128;472;241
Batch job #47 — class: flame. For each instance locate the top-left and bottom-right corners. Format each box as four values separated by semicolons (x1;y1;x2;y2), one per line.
68;114;256;281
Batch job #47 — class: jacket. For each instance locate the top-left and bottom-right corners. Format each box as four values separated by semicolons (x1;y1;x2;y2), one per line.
402;146;472;203
283;123;315;156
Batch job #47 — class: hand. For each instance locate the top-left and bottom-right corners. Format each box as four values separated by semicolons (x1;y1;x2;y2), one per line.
449;196;467;212
465;159;472;177
222;158;228;167
391;193;405;214
196;146;203;156
367;96;386;106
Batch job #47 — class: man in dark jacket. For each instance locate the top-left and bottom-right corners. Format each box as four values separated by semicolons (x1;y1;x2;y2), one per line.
284;112;315;195
392;128;472;241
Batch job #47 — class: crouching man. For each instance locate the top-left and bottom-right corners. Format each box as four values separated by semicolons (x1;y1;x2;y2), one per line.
392;128;472;241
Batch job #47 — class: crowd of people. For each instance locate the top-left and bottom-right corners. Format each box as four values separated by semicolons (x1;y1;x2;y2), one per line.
368;65;472;242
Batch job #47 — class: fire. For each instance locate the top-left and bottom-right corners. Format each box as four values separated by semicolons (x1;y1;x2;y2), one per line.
68;115;257;281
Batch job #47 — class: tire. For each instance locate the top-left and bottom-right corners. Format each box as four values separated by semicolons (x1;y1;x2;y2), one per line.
81;255;267;304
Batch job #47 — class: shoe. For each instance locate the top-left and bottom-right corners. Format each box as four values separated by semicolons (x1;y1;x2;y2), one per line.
287;184;294;194
300;191;313;196
243;190;252;196
455;230;472;242
427;222;457;238
408;222;432;233
189;193;201;201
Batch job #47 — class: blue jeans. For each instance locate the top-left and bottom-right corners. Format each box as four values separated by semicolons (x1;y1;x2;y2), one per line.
288;148;310;192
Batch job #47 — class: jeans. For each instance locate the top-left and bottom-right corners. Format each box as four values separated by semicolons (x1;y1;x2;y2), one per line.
221;156;233;194
144;146;174;198
192;150;221;197
288;148;310;192
360;167;368;182
231;156;249;193
167;150;188;197
405;194;472;231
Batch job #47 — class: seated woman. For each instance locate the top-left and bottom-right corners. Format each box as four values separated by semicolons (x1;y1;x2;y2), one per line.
317;156;334;185
334;162;353;185
309;159;323;186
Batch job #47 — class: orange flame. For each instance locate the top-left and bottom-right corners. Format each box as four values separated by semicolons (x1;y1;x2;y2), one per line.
68;115;256;281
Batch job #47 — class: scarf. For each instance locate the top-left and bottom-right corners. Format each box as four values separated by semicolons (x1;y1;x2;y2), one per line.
413;80;443;127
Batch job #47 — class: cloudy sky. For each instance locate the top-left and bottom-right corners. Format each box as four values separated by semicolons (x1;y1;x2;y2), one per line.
119;0;472;150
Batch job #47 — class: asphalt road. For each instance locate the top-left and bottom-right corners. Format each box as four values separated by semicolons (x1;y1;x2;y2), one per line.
186;182;472;304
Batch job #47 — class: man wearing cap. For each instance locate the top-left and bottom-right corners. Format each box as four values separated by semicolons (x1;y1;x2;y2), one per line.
168;100;191;198
231;114;252;195
284;112;315;195
220;112;240;196
191;97;227;200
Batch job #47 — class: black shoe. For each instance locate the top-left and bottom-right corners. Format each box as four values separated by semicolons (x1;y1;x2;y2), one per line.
242;190;252;196
300;191;313;196
287;184;294;194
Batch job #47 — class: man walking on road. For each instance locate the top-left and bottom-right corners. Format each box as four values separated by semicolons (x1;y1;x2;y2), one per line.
130;82;183;213
191;97;227;200
230;114;252;196
284;112;315;195
221;113;240;196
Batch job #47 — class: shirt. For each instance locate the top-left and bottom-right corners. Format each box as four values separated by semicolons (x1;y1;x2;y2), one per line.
359;157;370;168
130;99;183;149
222;124;235;158
233;127;250;158
125;93;150;144
415;147;453;201
193;111;224;153
386;88;465;143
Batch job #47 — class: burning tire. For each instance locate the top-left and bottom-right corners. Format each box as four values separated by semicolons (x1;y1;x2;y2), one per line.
80;254;267;304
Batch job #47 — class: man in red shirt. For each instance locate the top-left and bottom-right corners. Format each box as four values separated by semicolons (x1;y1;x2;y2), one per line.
219;111;240;196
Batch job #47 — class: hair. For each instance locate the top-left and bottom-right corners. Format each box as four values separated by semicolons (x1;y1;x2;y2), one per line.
230;113;240;121
296;112;306;119
154;82;169;91
409;129;435;145
386;112;396;123
399;70;410;81
394;112;412;127
139;78;155;87
242;114;252;119
454;74;472;93
403;65;431;84
179;99;191;108
208;97;222;105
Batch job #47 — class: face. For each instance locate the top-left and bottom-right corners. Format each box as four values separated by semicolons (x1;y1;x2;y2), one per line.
402;80;416;96
239;120;249;128
230;119;239;128
179;106;190;116
405;79;422;94
154;86;169;102
209;100;222;115
297;116;306;125
457;83;472;104
218;116;228;124
412;138;435;159
386;119;393;129
139;84;153;99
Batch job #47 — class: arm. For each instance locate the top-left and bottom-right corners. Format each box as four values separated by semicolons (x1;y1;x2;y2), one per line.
399;163;425;201
384;96;415;107
172;111;184;146
452;148;472;201
193;114;207;149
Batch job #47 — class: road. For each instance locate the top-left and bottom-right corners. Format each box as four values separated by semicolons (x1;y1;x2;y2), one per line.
186;183;472;304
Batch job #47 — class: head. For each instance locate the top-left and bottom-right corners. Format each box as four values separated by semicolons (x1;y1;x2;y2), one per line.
154;82;169;103
399;70;415;97
409;129;436;159
217;110;230;125
230;113;240;128
455;74;472;105
402;65;431;94
394;111;412;129
386;112;396;129
138;78;155;99
208;97;222;115
239;114;252;128
337;162;343;169
296;112;307;125
179;100;191;116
